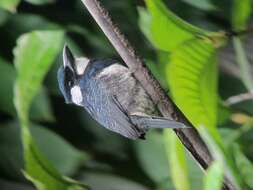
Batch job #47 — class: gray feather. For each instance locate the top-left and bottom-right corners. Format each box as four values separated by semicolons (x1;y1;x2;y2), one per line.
79;64;143;140
130;115;188;129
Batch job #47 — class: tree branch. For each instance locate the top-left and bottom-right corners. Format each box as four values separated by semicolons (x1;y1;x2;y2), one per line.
225;91;253;105
80;0;236;189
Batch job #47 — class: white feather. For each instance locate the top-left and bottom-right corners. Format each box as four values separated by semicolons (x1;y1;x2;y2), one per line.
75;57;89;75
71;85;83;105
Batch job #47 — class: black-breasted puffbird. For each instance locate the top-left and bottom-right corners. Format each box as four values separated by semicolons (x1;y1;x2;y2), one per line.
57;45;187;139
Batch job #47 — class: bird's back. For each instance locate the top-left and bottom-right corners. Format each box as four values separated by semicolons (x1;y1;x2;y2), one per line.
79;59;153;139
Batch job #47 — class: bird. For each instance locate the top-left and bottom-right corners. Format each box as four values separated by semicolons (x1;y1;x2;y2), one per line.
57;45;187;140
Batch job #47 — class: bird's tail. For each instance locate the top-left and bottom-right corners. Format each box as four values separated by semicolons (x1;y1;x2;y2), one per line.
130;115;189;129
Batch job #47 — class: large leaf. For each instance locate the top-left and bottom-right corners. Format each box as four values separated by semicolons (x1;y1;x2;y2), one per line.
163;130;189;190
14;30;88;190
0;122;87;181
0;0;20;12
203;161;224;190
144;0;214;52
168;39;219;134
0;57;54;122
31;125;89;176
231;0;252;30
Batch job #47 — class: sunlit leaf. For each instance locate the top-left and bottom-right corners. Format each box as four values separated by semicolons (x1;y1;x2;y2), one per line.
168;39;218;133
14;30;88;190
144;0;213;51
163;130;189;190
203;161;224;190
0;0;20;12
231;0;252;30
0;57;54;122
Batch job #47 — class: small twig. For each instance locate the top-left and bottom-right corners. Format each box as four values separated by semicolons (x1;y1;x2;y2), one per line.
80;0;236;189
225;91;253;106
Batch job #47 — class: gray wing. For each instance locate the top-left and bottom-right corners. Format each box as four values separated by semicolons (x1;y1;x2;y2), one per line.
130;115;188;129
80;77;142;139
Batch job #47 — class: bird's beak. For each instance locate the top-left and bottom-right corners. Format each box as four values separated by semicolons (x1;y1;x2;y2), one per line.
63;44;75;72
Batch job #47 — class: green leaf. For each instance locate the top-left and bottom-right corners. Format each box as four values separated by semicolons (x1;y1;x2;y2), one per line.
23;135;87;190
181;0;216;11
14;30;88;190
0;0;20;12
134;132;172;183
145;59;168;89
163;130;189;190
0;58;16;116
24;0;55;5
233;37;253;91
233;144;253;189
0;122;24;181
138;7;152;43
187;151;204;190
30;88;55;122
80;172;149;190
0;178;35;190
5;14;60;39
0;121;89;181
0;57;54;122
198;127;242;190
231;0;252;30
31;125;89;176
0;9;9;26
203;161;224;190
13;30;63;120
144;0;212;51
167;39;218;132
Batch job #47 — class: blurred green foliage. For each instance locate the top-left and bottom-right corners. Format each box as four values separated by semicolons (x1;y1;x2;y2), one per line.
0;0;253;190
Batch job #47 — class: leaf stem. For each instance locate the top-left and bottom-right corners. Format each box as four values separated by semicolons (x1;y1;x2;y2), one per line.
225;91;253;106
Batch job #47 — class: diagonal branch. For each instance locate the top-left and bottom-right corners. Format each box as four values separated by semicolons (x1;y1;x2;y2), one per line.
80;0;236;189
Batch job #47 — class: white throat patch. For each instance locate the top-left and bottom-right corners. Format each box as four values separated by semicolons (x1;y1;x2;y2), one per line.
75;57;89;75
71;85;83;105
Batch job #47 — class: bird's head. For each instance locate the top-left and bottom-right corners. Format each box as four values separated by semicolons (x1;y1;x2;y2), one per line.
57;45;89;105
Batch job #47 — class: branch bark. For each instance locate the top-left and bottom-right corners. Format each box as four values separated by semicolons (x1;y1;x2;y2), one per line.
80;0;236;189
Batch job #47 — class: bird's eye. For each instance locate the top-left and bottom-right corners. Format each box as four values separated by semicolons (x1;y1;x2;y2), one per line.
68;81;74;87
